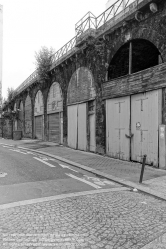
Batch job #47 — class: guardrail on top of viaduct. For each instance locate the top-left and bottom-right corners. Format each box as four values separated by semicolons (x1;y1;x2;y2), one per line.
15;0;139;95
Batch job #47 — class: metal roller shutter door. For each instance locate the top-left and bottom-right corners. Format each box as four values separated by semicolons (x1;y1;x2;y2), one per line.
48;113;60;142
35;115;43;140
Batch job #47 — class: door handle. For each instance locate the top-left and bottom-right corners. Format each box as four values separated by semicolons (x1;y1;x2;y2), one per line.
125;133;134;139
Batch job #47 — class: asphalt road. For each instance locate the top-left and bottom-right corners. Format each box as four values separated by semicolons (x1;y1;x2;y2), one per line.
0;144;122;204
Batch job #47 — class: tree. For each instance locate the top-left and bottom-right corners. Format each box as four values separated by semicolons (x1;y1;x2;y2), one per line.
7;87;17;102
34;46;55;83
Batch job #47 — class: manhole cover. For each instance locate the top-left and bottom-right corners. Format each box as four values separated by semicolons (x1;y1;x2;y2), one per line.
0;172;7;177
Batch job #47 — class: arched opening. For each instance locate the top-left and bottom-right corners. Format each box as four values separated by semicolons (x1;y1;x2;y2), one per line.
18;101;23;133
34;90;44;140
47;82;63;143
25;95;32;138
67;67;96;152
108;39;161;80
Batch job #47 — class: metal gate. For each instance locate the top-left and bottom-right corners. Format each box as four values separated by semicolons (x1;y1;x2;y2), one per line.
106;96;130;160
106;90;162;165
35;115;43;140
68;103;87;150
48;113;60;142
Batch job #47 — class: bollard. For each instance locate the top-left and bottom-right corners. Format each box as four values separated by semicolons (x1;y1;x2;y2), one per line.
139;154;147;183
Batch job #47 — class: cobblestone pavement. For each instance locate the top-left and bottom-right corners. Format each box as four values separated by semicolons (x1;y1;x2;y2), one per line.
1;190;166;249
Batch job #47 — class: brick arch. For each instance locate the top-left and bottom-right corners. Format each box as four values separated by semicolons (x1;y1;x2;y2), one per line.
67;67;96;105
108;38;161;80
47;82;63;113
34;90;44;116
107;28;165;65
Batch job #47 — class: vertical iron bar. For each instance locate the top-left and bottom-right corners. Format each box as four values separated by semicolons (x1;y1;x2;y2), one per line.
129;41;132;75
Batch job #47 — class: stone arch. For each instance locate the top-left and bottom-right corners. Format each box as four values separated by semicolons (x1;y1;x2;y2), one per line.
47;82;63;143
67;67;96;105
34;90;44;139
108;38;161;80
25;94;32;138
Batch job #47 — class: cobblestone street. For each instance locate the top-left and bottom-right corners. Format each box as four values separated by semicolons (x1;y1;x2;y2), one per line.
1;189;166;249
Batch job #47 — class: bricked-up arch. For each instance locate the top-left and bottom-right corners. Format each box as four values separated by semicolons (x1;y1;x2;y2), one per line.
34;90;44;116
67;67;96;105
47;82;63;143
18;101;23;132
34;90;44;140
108;39;160;80
67;67;96;151
25;95;32;138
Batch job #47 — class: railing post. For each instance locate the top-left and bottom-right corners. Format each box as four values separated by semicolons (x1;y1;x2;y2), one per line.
139;155;147;183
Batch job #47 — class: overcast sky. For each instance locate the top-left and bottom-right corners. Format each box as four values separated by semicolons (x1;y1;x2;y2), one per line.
0;0;115;99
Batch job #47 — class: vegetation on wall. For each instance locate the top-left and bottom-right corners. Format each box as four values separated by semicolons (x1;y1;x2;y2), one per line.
35;46;55;83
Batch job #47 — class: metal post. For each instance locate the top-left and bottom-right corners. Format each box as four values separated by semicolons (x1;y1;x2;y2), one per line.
139;154;147;183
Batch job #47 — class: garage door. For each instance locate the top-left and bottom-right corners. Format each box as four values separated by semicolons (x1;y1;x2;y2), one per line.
131;90;162;166
35;115;43;140
68;105;78;149
48;113;60;142
106;90;161;165
106;96;130;160
68;103;87;150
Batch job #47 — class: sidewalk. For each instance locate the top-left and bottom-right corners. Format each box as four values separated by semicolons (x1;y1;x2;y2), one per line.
1;138;166;200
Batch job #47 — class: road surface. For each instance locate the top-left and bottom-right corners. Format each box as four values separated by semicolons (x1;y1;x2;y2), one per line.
0;143;122;204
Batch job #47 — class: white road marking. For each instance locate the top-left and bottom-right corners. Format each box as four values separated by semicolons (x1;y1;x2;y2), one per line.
3;146;14;149
83;175;115;186
9;149;27;155
65;173;102;189
59;164;78;172
0;143;13;147
33;157;56;167
26;151;38;156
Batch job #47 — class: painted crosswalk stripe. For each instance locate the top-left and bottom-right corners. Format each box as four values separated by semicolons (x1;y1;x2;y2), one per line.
9;149;27;155
33;157;56;167
65;173;102;189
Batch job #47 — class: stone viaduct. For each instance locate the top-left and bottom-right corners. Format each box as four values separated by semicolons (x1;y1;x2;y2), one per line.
3;0;166;168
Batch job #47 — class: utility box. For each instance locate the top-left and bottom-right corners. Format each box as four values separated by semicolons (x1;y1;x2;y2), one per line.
159;125;166;169
13;131;22;140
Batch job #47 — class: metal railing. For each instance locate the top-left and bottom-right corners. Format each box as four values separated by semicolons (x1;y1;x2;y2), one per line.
15;70;38;93
52;36;77;64
16;0;137;94
75;0;135;35
75;12;96;36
